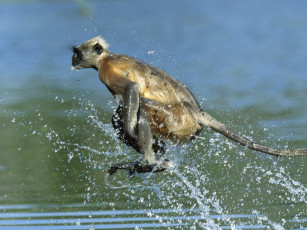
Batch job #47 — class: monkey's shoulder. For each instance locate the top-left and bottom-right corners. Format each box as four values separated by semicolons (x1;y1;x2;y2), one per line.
99;53;169;86
98;54;134;92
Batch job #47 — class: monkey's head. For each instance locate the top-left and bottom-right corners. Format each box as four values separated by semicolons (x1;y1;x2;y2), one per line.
72;36;109;70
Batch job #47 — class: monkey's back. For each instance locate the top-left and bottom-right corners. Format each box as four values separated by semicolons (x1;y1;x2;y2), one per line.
99;54;201;110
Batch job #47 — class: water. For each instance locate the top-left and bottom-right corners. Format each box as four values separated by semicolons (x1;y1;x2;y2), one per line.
1;0;307;229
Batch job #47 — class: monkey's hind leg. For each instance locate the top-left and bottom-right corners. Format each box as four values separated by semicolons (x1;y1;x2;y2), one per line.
108;107;169;175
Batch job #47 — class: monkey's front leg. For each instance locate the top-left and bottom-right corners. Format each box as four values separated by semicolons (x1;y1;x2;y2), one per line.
123;82;139;141
108;107;167;175
108;83;167;175
109;82;144;175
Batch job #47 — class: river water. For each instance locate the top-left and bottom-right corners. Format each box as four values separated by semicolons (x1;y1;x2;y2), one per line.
0;0;306;229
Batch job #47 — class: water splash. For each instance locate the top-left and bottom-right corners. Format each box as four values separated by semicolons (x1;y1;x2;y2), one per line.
262;167;307;204
22;92;306;229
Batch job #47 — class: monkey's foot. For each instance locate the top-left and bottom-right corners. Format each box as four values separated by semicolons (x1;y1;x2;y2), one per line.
108;161;167;175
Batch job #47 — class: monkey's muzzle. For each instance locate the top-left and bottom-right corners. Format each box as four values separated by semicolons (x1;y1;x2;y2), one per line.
72;46;84;69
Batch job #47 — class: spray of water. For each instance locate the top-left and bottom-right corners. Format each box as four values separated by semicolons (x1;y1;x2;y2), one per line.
24;91;306;229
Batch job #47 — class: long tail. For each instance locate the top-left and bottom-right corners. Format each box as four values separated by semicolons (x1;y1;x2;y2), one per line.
198;111;307;157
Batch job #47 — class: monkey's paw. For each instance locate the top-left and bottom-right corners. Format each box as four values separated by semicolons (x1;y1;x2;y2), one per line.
108;161;167;175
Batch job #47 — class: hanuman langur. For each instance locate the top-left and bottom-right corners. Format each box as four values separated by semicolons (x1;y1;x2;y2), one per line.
71;36;307;175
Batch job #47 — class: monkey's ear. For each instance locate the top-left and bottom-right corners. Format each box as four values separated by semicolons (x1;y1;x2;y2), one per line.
93;43;103;55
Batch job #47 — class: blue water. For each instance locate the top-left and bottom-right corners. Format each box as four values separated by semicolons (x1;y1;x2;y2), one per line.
0;0;306;229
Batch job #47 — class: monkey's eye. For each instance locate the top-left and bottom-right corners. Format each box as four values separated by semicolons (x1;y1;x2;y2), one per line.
93;43;103;55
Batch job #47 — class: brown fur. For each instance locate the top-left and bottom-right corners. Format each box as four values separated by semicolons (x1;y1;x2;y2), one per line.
98;54;202;142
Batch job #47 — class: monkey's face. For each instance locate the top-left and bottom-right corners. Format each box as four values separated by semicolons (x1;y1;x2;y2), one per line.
72;36;109;70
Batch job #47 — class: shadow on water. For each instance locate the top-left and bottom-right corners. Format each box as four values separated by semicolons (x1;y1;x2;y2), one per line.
0;0;307;229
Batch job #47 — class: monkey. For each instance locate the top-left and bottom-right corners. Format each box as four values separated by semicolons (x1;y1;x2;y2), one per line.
71;36;307;175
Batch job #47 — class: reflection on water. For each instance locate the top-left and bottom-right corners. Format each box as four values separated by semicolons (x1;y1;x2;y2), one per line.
1;0;306;229
0;206;269;229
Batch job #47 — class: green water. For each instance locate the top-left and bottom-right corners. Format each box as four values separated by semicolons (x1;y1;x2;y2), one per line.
0;0;306;229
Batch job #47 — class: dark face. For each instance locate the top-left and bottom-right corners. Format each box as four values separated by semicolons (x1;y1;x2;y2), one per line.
72;46;84;68
71;37;107;70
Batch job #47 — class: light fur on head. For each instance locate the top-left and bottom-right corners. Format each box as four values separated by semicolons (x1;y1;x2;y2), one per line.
72;36;110;70
88;35;109;50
